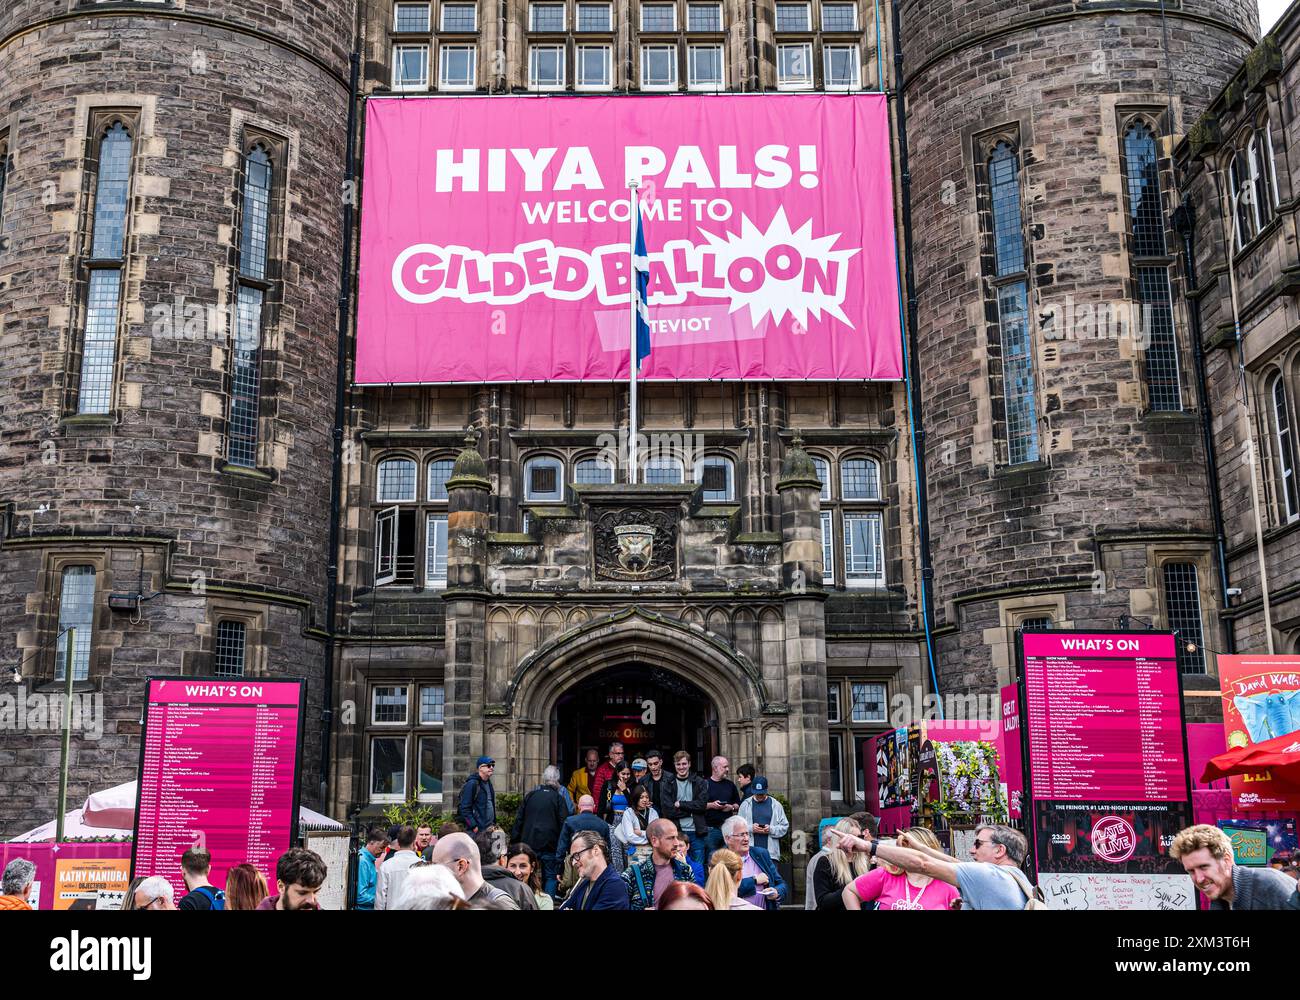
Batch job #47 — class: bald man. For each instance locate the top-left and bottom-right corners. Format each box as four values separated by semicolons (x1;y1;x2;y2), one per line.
622;817;696;910
557;794;611;862
431;832;518;909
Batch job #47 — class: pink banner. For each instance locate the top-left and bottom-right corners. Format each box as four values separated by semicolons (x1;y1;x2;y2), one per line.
356;95;904;383
0;843;133;910
132;678;304;901
1216;655;1300;811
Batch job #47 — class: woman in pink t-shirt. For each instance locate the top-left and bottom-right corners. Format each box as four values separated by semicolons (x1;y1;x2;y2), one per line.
842;828;960;911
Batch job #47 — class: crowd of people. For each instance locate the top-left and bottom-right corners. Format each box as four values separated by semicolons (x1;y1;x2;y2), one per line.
1;740;1297;911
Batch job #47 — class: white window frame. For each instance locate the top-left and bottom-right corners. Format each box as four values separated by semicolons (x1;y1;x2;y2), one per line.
843;511;884;586
529;44;566;89
426;513;449;587
640;43;679;90
391;43;430;90
524;454;565;501
820;2;858;31
530;2;567;31
827;681;841;723
377;456;418;503
775;1;812;32
439;1;478;31
694;454;735;501
687;43;725;90
850;681;887;723
417;734;445;803
823;43;860;90
812;455;832;501
575;44;613;90
777;42;813;90
576;2;613;31
394;1;433;32
1272;372;1299;523
686;2;722;31
375;505;399;586
820;509;835;584
370;735;409;803
828;732;844;801
439;44;477;89
427;457;455;501
419;683;446;725
371;684;410;726
640;3;678;31
643;454;685;483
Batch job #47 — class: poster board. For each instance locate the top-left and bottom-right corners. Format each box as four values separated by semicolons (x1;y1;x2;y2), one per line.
131;676;306;902
0;842;133;911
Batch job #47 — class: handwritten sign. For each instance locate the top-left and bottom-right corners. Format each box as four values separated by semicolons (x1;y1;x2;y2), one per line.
1039;873;1195;911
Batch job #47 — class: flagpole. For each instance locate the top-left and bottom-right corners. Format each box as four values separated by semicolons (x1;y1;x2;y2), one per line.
628;180;639;485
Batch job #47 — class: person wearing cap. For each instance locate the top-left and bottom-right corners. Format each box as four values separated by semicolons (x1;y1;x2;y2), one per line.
737;776;789;860
458;756;497;834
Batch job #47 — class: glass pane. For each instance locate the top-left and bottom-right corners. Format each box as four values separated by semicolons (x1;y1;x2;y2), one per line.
373;685;409;723
689;45;722;86
420;684;445;724
827;683;840;722
687;3;721;30
531;46;563;85
821;510;834;582
426;459;454;500
841;458;879;499
394;45;429;86
577;46;610;86
997;280;1039;464
55;566;95;681
644;457;683;483
821;3;856;30
378;458;417;502
825;45;858;88
531;3;565;30
812;456;831;500
395;2;432;31
228;284;264;468
828;734;843;794
526;458;562;499
699;456;731;500
575;457;614;483
420;737;444;796
239;147;272;281
1163;563;1206;674
441;2;476;30
989;142;1024;277
441;46;476;86
851;682;886;722
91;124;132;260
371;738;407;797
1124;122;1165;257
1137;266;1181;412
426;514;448;583
642;4;676;30
78;268;122;415
775;2;811;31
778;44;811;84
577;3;612;30
643;46;676;86
214;621;246;678
1274;376;1299;519
844;514;882;579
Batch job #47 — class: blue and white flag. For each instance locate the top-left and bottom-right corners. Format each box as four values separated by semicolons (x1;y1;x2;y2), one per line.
634;209;651;368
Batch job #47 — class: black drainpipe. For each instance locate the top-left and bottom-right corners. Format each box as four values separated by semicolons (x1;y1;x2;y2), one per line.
322;47;362;804
1172;196;1236;653
890;4;942;700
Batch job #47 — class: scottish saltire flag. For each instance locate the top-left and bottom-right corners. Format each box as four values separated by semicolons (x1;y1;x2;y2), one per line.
634;209;651;368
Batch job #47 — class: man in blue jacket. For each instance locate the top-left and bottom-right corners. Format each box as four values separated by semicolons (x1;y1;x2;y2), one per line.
354;827;387;910
458;756;496;834
557;795;611;860
723;815;787;909
559;831;628;910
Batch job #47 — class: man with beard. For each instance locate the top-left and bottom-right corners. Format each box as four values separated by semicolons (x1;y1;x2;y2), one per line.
257;848;328;910
1172;824;1297;910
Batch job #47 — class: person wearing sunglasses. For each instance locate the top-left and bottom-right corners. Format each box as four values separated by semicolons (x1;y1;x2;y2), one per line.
558;832;628;910
129;875;176;911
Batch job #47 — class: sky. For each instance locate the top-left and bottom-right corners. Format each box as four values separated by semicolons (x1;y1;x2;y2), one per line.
1260;0;1289;33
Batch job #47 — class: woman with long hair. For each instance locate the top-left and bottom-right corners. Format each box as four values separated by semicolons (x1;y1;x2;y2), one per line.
601;761;636;871
811;818;872;910
224;863;268;911
506;843;554;910
654;880;715;910
843;826;959;911
705;849;762;910
615;784;657;865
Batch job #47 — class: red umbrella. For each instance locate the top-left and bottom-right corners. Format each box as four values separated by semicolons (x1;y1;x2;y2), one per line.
1200;731;1300;785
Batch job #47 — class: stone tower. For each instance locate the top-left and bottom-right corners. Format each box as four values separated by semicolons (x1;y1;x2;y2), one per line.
902;0;1259;707
0;1;352;836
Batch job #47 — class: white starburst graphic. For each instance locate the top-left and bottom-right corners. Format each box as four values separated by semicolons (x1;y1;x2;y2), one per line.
696;206;860;328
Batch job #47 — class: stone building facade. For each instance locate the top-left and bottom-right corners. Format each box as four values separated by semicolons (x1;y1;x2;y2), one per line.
0;0;1275;845
1176;8;1300;659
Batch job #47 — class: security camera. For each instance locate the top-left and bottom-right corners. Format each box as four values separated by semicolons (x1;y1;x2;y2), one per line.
1226;587;1242;599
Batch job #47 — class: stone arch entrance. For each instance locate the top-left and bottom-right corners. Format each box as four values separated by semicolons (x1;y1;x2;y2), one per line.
504;607;773;789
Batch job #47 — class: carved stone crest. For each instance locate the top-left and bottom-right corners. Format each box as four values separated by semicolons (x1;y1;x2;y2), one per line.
594;508;676;581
